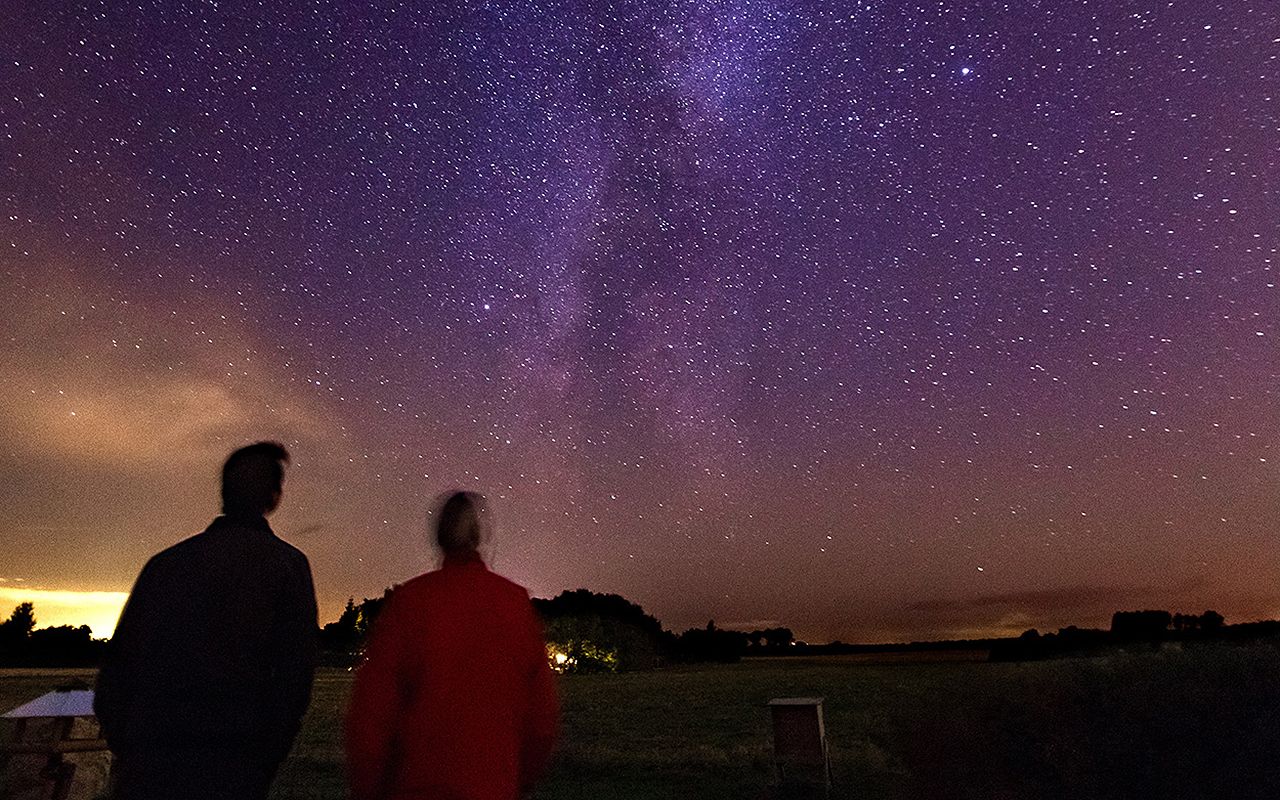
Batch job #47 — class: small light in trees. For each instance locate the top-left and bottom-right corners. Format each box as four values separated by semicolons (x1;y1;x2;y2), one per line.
546;644;578;673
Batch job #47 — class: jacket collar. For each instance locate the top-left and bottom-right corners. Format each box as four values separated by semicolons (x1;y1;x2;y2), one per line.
442;550;485;568
209;514;273;534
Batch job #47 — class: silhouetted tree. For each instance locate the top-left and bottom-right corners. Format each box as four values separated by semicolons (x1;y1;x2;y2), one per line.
991;628;1044;661
28;625;102;666
1111;610;1172;640
673;620;749;663
762;627;795;650
542;615;625;673
744;626;796;654
533;590;665;637
357;594;387;633
319;597;363;653
318;592;393;655
0;602;36;635
1200;609;1224;632
0;602;36;655
533;589;668;671
0;605;105;666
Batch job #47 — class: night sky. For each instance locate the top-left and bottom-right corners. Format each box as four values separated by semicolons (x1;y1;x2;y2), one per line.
2;1;1276;643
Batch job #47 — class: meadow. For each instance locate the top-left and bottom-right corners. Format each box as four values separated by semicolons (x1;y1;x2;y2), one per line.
4;642;1280;799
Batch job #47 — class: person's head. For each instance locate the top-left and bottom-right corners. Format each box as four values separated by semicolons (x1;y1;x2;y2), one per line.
221;441;290;517
435;490;486;557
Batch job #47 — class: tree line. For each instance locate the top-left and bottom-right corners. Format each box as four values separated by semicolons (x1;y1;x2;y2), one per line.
320;587;795;672
2;590;753;672
990;608;1242;662
0;602;105;666
9;595;1266;670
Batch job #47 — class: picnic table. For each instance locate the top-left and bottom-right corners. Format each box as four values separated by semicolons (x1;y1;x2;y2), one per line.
1;686;111;800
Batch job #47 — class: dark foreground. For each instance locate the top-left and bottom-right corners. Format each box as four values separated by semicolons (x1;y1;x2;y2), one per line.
3;643;1279;799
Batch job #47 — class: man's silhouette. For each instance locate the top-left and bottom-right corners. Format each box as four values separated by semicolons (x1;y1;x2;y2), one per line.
96;442;317;800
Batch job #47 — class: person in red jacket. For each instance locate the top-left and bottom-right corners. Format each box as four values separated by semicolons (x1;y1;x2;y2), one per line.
346;491;559;800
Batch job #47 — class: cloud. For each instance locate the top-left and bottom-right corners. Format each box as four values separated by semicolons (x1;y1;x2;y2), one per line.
906;583;1158;615
0;265;372;611
0;267;340;469
720;619;787;631
876;576;1280;642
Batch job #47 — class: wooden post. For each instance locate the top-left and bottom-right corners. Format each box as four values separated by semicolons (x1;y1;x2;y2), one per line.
767;697;832;797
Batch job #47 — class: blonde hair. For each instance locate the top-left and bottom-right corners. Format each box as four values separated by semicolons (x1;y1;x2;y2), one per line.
436;491;484;554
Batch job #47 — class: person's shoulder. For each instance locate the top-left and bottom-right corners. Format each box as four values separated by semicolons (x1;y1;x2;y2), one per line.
145;527;210;568
260;535;314;599
128;528;211;593
394;572;438;598
400;567;491;603
369;575;431;619
485;569;533;602
268;534;311;569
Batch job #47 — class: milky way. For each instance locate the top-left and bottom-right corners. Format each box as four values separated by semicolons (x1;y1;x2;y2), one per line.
1;1;1276;641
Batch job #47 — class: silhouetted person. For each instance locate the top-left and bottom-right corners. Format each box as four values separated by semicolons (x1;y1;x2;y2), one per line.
96;442;318;800
346;491;559;800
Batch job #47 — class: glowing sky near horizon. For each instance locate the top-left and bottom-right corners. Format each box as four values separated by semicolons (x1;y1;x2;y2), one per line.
0;586;127;639
1;1;1277;643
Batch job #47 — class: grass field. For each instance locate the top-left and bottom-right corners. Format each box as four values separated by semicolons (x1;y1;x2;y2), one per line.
4;643;1280;799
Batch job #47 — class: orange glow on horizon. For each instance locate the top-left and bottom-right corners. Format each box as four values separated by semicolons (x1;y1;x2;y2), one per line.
0;587;129;639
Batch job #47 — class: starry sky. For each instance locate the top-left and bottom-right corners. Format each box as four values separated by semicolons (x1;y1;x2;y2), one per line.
1;1;1276;643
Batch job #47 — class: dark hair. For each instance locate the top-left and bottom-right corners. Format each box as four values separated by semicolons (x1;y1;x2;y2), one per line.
221;441;290;516
436;491;484;555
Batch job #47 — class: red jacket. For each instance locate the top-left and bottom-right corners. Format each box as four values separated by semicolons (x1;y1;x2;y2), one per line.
345;554;559;800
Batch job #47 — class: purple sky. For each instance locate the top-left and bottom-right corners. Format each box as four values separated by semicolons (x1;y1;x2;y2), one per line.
1;0;1276;642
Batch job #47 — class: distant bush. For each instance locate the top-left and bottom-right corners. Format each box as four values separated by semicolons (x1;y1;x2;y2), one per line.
672;621;749;664
743;627;795;654
535;590;668;672
319;593;391;656
993;610;1250;662
990;626;1111;662
1111;609;1173;639
543;616;623;673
